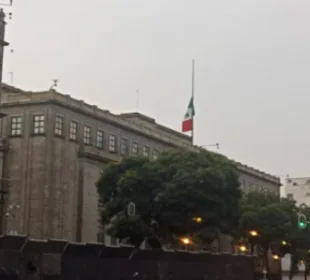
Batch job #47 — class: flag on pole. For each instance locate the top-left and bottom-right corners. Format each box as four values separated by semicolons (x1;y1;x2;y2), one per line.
182;96;195;132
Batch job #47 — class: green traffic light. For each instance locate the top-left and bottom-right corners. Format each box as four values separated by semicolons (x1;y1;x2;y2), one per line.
298;213;307;229
298;221;307;229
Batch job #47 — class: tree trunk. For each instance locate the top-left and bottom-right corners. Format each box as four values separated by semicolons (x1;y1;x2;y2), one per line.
289;254;298;280
250;243;254;255
264;247;270;279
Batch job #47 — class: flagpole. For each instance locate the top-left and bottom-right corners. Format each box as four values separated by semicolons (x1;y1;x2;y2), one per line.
191;59;195;145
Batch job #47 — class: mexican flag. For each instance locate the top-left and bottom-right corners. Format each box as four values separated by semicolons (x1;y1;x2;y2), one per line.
182;97;195;132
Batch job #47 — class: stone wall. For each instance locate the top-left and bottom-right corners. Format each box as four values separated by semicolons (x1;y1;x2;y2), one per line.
0;235;261;280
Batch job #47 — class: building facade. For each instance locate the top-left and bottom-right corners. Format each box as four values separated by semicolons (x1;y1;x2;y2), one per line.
284;177;310;206
0;84;281;243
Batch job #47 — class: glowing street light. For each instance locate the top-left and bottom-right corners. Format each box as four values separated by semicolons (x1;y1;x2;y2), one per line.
272;254;279;260
180;237;191;245
193;217;203;223
249;230;258;237
282;240;287;246
239;245;247;252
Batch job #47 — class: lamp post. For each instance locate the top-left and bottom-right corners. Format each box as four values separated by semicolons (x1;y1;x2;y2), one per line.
180;237;192;251
262;267;267;280
248;230;259;255
200;143;220;150
239;245;247;253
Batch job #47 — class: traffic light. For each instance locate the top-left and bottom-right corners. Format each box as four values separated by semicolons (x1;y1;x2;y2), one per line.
298;213;307;229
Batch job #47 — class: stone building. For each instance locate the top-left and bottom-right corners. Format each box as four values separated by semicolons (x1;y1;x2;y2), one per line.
0;84;281;243
284;177;310;205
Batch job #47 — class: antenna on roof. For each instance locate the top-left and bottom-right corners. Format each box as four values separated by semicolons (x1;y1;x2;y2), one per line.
136;89;140;112
50;79;59;90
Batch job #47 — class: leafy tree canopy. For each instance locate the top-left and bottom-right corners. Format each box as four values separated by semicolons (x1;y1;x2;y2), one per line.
283;201;310;258
97;148;241;247
238;192;310;279
238;191;293;247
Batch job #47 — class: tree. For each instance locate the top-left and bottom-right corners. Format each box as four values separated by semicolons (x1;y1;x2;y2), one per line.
237;192;310;280
237;192;293;273
97;148;241;248
282;201;310;280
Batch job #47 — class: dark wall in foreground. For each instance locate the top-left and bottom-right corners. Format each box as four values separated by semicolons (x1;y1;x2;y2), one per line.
0;235;257;280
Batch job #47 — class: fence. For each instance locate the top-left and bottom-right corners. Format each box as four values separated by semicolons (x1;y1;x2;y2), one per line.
0;235;259;280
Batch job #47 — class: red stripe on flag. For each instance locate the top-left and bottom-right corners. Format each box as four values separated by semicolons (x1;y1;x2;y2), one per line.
182;119;193;132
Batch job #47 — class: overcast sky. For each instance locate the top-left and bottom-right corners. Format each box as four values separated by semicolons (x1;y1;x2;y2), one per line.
3;0;310;178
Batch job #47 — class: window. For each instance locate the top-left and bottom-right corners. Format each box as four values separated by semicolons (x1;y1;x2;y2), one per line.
83;126;91;145
96;130;104;148
287;193;294;199
55;115;64;136
10;116;22;136
120;139;128;156
69;121;78;140
109;134;117;152
33;115;45;135
143;146;149;157
132;142;139;156
152;149;159;160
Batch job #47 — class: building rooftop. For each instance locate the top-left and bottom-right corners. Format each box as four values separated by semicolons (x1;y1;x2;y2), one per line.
0;83;281;186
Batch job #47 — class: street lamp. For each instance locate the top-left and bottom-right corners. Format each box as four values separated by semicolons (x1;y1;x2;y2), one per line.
248;230;258;237
262;267;268;280
180;237;192;251
272;254;280;260
127;202;136;217
192;216;203;223
239;245;247;253
200;143;220;150
180;237;191;245
248;230;259;254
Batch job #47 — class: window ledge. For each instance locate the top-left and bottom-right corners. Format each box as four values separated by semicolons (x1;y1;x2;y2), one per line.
31;133;46;137
55;134;65;139
83;142;92;146
69;138;79;143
